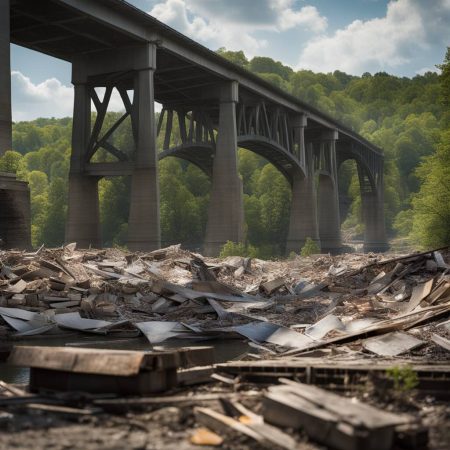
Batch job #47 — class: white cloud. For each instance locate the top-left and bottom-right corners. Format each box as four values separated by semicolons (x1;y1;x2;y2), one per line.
150;0;326;56
12;71;73;121
297;0;450;74
11;72;126;121
274;3;327;32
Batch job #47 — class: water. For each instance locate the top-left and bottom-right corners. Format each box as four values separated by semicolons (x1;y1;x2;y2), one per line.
0;336;250;384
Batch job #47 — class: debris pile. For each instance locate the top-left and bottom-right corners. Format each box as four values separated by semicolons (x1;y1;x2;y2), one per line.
1;244;449;355
0;244;449;449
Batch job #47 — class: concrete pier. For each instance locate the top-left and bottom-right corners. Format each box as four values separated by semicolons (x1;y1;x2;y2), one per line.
286;173;320;254
0;0;12;155
317;131;341;253
362;190;389;252
127;68;161;251
66;83;101;248
204;82;244;256
0;1;31;249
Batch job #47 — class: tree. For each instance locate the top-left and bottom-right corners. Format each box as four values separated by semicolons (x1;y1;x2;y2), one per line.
249;56;293;81
36;177;67;246
216;48;248;68
0;150;23;173
437;47;450;107
409;131;450;248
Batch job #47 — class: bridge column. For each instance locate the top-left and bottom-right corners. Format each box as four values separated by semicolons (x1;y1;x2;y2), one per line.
286;114;320;253
318;130;341;253
127;66;160;251
66;83;101;248
0;0;12;155
292;113;307;167
204;81;243;256
362;185;389;252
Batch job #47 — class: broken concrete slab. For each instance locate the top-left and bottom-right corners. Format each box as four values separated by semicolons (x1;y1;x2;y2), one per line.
362;332;425;356
234;321;315;349
54;312;113;331
304;314;345;340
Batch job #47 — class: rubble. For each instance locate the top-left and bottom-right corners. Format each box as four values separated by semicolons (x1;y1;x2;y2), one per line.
0;244;449;449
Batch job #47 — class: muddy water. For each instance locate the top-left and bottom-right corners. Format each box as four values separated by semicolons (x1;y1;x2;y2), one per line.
0;336;250;384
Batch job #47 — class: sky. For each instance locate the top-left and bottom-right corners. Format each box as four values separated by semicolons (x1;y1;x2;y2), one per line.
10;0;450;121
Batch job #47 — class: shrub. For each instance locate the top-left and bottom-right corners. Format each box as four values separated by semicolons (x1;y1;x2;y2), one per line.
385;366;419;392
219;241;257;258
300;237;320;256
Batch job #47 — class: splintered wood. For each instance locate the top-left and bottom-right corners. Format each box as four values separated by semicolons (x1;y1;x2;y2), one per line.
263;380;414;450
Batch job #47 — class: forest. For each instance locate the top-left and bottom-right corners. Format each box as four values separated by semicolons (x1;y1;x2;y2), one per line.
1;47;449;256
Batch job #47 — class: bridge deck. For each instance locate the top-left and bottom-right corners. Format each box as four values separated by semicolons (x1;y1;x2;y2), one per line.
10;0;382;156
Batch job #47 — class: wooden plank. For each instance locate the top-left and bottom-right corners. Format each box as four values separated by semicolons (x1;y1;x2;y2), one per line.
279;379;411;428
403;279;434;312
25;403;102;416
28;367;177;395
175;346;215;368
431;333;450;351
8;346;179;376
261;277;285;295
220;399;298;450
93;393;249;409
263;380;412;450
177;366;214;386
195;407;270;448
425;282;450;305
0;380;28;397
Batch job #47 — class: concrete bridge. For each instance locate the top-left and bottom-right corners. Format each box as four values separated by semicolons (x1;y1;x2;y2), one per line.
0;0;388;254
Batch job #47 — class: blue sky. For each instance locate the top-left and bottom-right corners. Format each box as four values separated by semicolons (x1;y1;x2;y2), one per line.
11;0;450;121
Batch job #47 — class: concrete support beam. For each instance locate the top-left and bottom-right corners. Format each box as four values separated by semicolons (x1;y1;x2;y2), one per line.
66;174;101;248
292;114;307;167
0;0;12;155
0;174;31;249
286;172;320;254
286;116;320;254
66;83;102;247
127;67;160;251
318;131;341;253
362;189;389;252
204;81;244;256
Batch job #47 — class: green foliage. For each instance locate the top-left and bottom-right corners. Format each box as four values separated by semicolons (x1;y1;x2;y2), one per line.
249;56;293;81
216;48;249;68
437;47;450;107
0;150;23;173
386;366;419;392
300;237;320;257
393;209;414;238
409;131;450;248
219;241;257;258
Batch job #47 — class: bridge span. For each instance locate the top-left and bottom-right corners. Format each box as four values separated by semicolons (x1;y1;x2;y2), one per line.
0;0;388;254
